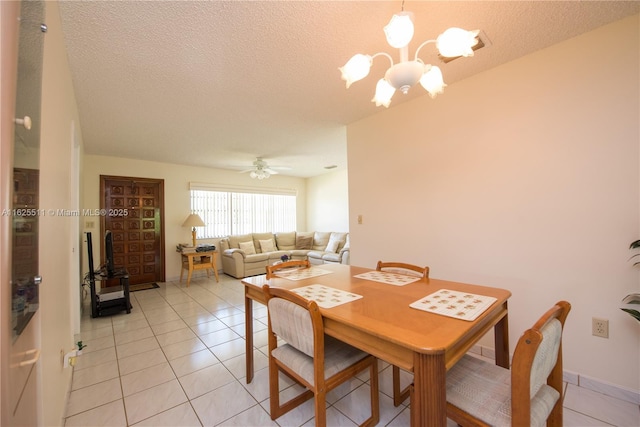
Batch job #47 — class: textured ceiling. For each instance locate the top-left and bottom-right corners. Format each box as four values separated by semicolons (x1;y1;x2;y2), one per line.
58;1;640;178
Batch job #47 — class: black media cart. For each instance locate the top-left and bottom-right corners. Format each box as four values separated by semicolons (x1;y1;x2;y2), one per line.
85;231;132;318
90;269;131;318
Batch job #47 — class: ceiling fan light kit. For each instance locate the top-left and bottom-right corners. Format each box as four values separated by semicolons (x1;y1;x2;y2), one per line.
250;169;271;180
340;3;480;107
241;157;291;180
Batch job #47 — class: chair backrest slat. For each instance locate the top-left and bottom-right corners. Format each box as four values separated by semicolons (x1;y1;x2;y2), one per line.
266;259;311;279
376;261;429;279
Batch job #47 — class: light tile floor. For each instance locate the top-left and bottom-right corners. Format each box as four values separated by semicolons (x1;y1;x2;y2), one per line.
65;275;640;426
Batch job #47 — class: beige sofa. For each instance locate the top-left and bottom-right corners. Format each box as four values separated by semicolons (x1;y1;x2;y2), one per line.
219;231;349;278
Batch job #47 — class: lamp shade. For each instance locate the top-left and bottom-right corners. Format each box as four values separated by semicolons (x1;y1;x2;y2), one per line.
182;213;205;228
250;169;270;180
339;54;372;88
419;65;446;98
372;78;395;108
384;12;414;49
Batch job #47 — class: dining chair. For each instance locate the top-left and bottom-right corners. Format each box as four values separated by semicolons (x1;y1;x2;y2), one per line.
446;300;571;427
376;261;430;279
262;284;380;427
265;259;310;279
376;260;429;406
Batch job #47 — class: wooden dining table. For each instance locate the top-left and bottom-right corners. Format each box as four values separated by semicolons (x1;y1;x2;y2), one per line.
242;263;511;426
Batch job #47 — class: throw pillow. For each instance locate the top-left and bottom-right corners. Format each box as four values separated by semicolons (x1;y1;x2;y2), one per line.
325;239;340;253
295;235;313;249
239;241;256;255
259;239;275;253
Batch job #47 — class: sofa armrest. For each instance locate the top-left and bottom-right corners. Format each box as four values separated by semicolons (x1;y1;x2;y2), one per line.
223;248;245;258
339;247;350;264
221;248;247;278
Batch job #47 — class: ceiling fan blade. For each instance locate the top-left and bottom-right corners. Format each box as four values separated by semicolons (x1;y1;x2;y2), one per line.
264;168;279;175
239;169;253;173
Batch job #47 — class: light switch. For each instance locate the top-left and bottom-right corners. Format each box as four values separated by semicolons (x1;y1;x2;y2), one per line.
357;215;363;225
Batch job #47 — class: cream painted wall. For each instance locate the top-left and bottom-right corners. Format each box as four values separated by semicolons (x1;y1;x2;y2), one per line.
348;15;640;393
82;155;308;281
39;1;83;425
306;169;349;232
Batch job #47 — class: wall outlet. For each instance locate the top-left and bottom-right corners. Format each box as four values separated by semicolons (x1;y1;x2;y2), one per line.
63;349;78;368
592;317;609;338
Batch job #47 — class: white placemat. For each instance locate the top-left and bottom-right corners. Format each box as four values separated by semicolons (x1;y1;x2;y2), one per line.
409;289;497;321
354;270;422;286
274;267;333;281
291;284;363;308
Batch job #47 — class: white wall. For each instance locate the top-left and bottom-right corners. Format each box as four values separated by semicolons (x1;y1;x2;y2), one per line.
82;155;308;280
39;1;83;424
348;15;640;393
306;169;349;232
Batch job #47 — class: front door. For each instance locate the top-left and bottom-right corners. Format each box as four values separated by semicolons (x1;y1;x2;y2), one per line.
100;176;165;285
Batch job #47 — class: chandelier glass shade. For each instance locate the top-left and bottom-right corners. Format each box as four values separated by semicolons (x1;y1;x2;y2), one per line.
250;169;270;180
340;9;479;107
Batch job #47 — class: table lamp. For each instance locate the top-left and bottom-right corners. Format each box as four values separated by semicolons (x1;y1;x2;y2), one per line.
182;213;205;247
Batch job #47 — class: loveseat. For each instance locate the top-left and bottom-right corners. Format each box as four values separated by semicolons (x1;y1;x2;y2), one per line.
219;231;349;278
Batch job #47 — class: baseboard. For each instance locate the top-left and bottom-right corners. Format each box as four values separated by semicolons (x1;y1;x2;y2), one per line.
471;344;640;405
573;372;640;405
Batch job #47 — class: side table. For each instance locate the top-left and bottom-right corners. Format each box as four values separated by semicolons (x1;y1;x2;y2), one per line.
179;250;219;287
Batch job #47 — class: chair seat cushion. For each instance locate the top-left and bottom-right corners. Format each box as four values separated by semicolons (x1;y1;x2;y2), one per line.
446;355;560;427
272;335;368;386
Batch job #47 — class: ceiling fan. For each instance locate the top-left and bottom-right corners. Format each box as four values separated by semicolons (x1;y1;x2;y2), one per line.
240;157;290;180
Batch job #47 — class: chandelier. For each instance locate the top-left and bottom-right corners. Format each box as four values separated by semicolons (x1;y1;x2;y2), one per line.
339;5;480;107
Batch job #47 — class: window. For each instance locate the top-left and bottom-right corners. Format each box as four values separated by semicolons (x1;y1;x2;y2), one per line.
189;183;297;238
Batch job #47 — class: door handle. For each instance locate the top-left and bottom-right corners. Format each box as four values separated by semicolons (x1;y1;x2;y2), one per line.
18;349;40;367
33;276;42;285
14;116;32;130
